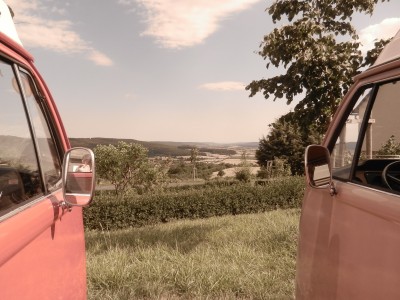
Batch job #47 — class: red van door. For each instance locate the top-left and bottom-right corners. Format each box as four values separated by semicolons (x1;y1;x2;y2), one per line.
0;54;90;299
297;73;400;299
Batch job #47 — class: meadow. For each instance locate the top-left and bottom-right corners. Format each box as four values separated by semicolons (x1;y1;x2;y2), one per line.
86;208;300;299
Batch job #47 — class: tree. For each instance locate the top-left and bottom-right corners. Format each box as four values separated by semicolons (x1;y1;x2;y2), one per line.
257;157;291;179
256;115;321;175
190;147;199;180
377;135;400;156
235;168;252;182
235;150;252;182
361;39;391;68
94;141;165;196
246;0;389;134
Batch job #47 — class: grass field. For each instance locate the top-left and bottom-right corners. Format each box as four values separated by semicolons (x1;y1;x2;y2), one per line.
86;209;300;299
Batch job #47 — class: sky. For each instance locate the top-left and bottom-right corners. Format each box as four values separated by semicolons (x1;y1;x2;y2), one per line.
6;0;400;143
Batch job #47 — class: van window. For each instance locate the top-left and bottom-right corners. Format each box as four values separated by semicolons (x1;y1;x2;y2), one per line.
0;60;61;217
332;87;373;180
332;80;400;192
20;70;61;191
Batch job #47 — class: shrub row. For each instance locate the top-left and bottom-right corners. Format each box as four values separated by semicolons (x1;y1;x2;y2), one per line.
83;176;305;230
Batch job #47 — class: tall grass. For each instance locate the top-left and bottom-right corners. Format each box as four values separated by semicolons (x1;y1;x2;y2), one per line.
86;209;300;299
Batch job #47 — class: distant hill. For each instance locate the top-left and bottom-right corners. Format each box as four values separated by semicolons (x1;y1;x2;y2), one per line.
69;138;258;157
69;138;189;157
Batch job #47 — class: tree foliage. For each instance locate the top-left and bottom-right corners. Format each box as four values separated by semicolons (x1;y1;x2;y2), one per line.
94;141;165;196
235;150;252;182
235;168;252;182
377;135;400;156
190;147;199;180
257;157;291;179
256;115;321;175
167;160;232;181
247;0;389;134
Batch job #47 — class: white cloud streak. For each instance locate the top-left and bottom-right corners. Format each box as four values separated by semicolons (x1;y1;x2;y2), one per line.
87;50;114;67
359;18;400;53
199;81;245;91
120;0;261;49
7;0;113;66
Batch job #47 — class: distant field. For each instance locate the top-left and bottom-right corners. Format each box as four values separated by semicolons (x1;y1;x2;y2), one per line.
86;209;299;299
70;137;258;158
210;166;260;179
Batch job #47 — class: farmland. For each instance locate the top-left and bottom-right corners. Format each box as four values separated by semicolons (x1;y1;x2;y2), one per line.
72;137;260;181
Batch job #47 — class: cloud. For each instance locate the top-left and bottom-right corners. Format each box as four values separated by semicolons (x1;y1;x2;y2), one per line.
88;50;114;67
359;18;400;53
121;0;261;49
199;81;245;91
7;0;113;66
118;0;136;5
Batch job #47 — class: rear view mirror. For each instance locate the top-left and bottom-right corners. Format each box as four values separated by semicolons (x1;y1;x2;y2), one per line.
62;147;95;207
305;145;335;194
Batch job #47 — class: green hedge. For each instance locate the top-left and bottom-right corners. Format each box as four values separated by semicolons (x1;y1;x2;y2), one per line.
83;176;305;230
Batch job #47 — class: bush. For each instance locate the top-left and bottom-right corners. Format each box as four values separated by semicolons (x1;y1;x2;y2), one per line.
235;168;252;182
257;157;291;179
84;176;305;230
168;161;232;180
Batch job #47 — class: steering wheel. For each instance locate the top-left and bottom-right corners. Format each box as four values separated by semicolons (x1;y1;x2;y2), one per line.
382;161;400;190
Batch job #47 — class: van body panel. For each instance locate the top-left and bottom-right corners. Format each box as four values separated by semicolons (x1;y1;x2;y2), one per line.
297;29;400;299
0;3;93;298
297;182;400;299
0;49;88;298
0;196;56;267
373;29;400;66
0;195;87;299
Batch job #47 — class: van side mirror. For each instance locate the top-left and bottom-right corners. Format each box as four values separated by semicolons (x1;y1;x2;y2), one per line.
305;145;336;195
62;147;95;207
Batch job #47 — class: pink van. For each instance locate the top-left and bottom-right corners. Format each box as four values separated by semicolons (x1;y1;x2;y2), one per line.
298;30;400;299
0;1;95;299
